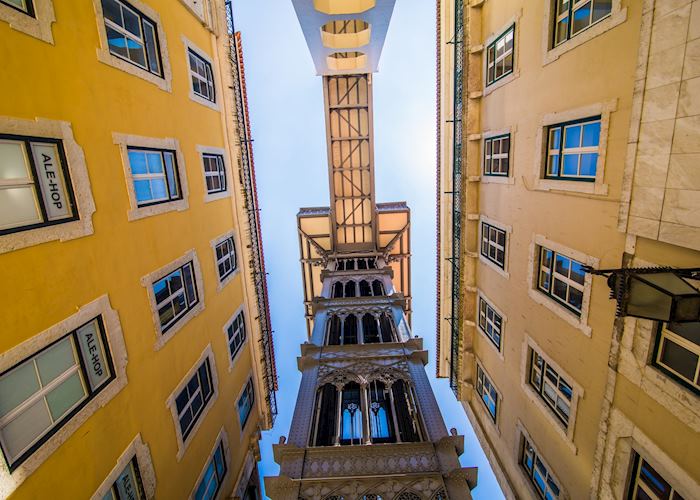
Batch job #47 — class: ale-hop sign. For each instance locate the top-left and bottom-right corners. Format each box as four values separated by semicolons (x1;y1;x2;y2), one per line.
30;142;72;221
76;321;110;391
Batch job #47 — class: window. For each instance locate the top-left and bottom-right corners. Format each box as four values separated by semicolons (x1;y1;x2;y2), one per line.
476;364;498;422
653;322;700;394
336;257;376;270
520;435;561;499
175;358;213;440
215;237;236;282
545;117;601;181
478;297;502;349
537;247;585;315
188;49;216;103
367;381;394;443
553;0;612;46
101;0;162;76
484;134;510;176
0;135;78;236
153;261;199;333
226;311;246;361
194;440;227;500
0;317;114;470
202;154;226;195
529;350;573;427
1;0;33;16
127;147;181;207
340;382;362;445
325;314;358;346
101;456;146;500
486;24;514;86
237;378;255;428
627;453;686;500
481;222;507;269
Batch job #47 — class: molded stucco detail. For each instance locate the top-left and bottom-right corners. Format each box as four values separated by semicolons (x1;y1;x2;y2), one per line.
0;0;55;43
91;434;156;500
0;116;96;254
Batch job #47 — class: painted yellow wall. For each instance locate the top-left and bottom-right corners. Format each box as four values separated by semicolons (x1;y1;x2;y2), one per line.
0;0;267;498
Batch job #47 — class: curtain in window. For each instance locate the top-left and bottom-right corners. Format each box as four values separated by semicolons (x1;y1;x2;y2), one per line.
340;383;362;444
368;381;395;443
314;384;338;446
392;380;420;442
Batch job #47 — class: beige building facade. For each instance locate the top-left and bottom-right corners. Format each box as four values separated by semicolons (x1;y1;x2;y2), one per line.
437;0;700;499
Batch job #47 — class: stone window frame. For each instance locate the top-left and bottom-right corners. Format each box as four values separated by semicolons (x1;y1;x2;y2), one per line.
478;214;511;279
527;234;597;336
475;289;506;360
531;100;616;196
0;117;96;255
599;410;699;500
178;0;216;33
481;126;516;185
0;0;54;43
92;0;173;92
474;358;502;433
236;374;256;434
188;426;231;500
166;344;219;461
197;145;231;203
0;295;128;496
514;420;570;500
541;0;627;66
482;11;522;97
90;433;156;500
113;133;189;221
519;335;583;453
210;229;239;291
141;249;205;350
223;303;248;372
182;35;221;112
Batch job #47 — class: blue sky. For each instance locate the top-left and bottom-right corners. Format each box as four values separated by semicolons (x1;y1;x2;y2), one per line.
231;2;503;498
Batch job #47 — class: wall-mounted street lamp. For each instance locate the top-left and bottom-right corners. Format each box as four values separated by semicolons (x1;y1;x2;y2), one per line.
583;266;700;323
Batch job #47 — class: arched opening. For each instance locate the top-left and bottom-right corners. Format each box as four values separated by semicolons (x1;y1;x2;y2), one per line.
327;315;341;345
392;380;421;443
312;384;338;446
362;313;380;343
340;382;362;445
336;260;345;271
372;279;385;296
345;259;355;270
333;281;344;298
357;258;368;270
343;314;358;345
344;280;356;297
367;258;377;269
379;313;396;342
367;381;395;443
359;279;372;297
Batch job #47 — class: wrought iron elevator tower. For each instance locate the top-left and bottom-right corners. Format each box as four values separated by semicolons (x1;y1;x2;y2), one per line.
264;2;477;499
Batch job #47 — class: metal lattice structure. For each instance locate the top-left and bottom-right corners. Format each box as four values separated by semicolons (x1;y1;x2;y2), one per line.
225;0;277;424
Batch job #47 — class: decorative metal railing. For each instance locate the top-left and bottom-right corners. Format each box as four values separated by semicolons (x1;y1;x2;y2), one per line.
448;0;464;396
225;0;278;424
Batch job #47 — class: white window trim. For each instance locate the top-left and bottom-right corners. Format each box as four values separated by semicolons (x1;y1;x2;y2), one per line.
210;229;239;290
530;100;616;196
113;133;189;221
514;420;570;500
91;433;156;500
478;214;511;279
231;451;257;500
141;249;205;350
0;295;127;497
481;126;516;185
0;0;54;43
482;11;522;97
0;116;96;254
197;145;231;202
182;35;220;112
92;0;172;91
189;426;231;500
166;344;219;461
527;234;597;336
476;289;506;360
542;0;627;66
223;303;248;372
474;358;501;434
235;372;256;436
599;410;699;500
178;0;217;33
520;335;583;453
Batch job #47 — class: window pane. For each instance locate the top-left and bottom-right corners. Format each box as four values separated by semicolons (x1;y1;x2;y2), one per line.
115;461;142;500
572;2;592;33
146;152;163;173
640;459;672;498
592;0;612;22
150;179;167;200
143;20;160;74
581;122;600;147
128;151;148;174
106;27;129;59
127;40;147;68
564;125;582;149
665;322;700;346
0;187;42;230
562;154;579;175
121;7;141;36
164;152;178;198
659;340;698;381
45;371;85;421
569;287;583;311
36;337;75;386
0;140;31;179
76;320;111;391
101;0;122;25
31;143;72;221
1;398;52;460
579;153;597;176
0;360;40;418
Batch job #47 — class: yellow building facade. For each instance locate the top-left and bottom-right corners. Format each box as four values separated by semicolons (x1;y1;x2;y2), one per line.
438;0;700;498
0;0;276;498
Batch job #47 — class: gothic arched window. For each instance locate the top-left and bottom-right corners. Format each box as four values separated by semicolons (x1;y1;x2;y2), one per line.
340;382;362;445
344;280;356;297
367;381;395;443
312;384;338;446
333;281;344;298
327;315;341;345
359;280;372;297
362;313;380;343
336;260;345;271
379;313;396;342
357;258;368;270
392;380;421;442
372;280;385;296
343;314;358;345
367;258;377;269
